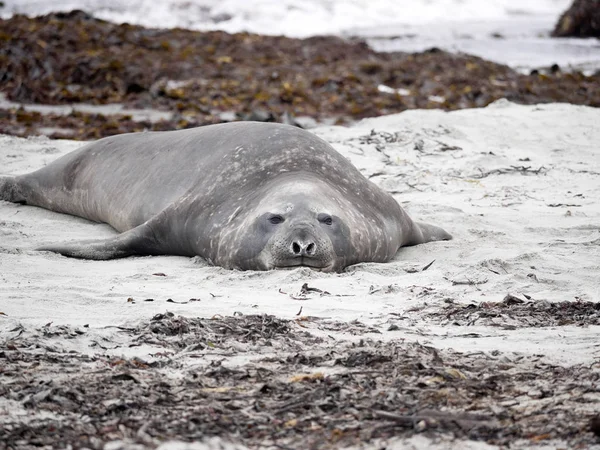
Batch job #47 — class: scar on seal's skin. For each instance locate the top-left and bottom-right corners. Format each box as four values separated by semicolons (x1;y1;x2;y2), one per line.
0;122;451;271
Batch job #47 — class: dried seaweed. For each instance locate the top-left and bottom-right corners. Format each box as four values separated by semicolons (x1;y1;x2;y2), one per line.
1;314;599;449
1;12;599;140
429;298;600;327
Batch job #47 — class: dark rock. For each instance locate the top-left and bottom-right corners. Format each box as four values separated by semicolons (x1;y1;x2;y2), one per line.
591;414;600;437
552;0;600;38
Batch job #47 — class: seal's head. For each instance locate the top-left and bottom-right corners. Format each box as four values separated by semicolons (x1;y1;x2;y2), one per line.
217;175;355;272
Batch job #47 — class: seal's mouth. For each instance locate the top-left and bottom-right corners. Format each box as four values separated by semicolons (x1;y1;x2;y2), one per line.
274;257;333;271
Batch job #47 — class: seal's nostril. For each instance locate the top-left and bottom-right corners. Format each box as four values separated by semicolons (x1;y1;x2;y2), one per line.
292;242;301;254
291;241;316;256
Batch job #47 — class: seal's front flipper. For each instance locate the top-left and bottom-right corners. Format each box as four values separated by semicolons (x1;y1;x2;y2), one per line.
37;223;161;260
403;221;452;247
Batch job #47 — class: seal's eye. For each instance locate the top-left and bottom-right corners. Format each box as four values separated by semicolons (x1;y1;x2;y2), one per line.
268;215;285;225
318;214;333;226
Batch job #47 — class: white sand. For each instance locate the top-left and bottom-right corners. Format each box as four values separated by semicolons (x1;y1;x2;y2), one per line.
1;101;599;448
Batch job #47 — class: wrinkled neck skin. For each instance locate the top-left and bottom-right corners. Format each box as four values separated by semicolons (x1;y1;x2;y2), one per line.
204;173;404;272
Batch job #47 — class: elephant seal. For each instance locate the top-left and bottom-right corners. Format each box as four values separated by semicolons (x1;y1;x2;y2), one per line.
0;122;451;271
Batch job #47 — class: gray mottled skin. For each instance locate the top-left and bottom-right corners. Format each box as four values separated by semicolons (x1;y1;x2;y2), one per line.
0;122;451;271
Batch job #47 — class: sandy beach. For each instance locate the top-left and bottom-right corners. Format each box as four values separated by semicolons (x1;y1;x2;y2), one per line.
1;100;599;448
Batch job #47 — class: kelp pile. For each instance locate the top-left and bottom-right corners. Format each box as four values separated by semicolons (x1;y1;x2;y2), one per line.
1;10;599;139
3;314;599;448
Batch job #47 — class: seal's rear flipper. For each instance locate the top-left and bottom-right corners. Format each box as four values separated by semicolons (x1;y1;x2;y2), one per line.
36;223;161;260
0;176;25;204
404;221;452;247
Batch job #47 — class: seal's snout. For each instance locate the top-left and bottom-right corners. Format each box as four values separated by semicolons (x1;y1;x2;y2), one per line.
291;240;316;257
268;222;334;269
